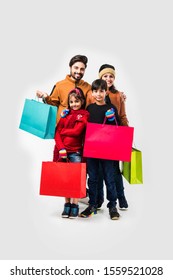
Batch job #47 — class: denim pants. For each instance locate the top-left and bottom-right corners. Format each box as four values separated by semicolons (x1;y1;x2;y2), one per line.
97;161;125;203
67;152;81;163
87;158;117;209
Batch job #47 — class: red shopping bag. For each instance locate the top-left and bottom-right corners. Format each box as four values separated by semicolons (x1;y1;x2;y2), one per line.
83;122;134;162
39;161;86;198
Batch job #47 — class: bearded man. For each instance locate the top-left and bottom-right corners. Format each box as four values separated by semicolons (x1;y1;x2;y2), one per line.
36;55;92;122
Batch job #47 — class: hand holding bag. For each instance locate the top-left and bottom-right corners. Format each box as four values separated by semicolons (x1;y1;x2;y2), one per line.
39;161;86;198
122;148;143;184
19;98;57;139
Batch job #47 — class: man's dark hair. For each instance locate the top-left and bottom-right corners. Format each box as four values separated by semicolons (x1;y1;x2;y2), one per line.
91;79;107;91
69;55;88;68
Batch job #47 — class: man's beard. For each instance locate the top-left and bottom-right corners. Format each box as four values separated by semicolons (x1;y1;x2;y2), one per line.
71;71;83;81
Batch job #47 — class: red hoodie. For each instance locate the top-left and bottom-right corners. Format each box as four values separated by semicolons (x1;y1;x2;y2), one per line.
54;109;89;159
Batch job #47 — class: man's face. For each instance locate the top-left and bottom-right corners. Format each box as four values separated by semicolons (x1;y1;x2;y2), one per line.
70;62;86;81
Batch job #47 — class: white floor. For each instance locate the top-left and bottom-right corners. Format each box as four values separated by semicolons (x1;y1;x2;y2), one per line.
1;142;173;260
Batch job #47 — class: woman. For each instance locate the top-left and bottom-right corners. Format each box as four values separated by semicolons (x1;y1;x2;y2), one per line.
98;64;129;210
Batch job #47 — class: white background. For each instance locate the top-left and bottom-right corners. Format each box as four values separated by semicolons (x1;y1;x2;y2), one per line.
0;0;173;263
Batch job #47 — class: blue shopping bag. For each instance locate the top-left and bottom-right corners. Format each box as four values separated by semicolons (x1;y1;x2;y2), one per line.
19;99;57;139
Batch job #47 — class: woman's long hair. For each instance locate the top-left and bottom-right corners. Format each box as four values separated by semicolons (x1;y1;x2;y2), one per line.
109;84;118;93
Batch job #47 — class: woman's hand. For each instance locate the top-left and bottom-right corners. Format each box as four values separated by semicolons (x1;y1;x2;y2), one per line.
121;92;127;101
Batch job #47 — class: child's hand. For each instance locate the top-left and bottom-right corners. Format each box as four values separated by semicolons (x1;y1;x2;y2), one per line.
59;149;67;159
105;108;115;121
60;109;70;118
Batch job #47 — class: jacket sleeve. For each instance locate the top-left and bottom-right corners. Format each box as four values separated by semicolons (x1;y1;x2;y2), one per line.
54;119;65;151
44;85;60;107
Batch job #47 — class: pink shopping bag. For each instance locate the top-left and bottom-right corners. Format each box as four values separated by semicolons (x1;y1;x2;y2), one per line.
83;122;134;162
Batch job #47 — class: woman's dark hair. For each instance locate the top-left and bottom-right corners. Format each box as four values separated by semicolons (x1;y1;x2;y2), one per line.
109;85;118;93
91;79;107;91
69;55;88;68
99;64;115;72
67;87;86;109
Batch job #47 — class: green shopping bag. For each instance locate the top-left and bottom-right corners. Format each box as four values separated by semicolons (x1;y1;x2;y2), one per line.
122;148;143;184
19;99;57;139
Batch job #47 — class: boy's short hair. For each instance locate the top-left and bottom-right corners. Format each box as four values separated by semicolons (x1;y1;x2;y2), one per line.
91;79;107;91
69;55;88;68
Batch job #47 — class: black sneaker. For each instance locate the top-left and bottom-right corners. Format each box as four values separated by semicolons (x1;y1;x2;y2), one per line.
80;205;97;218
69;204;79;219
118;196;128;210
97;202;103;210
61;203;71;218
109;207;120;220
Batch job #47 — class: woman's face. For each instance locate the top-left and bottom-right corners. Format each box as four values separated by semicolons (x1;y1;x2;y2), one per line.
101;73;115;89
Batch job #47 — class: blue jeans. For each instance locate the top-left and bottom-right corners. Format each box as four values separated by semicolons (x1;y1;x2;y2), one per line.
97;161;125;202
68;152;81;163
87;158;117;209
114;161;125;198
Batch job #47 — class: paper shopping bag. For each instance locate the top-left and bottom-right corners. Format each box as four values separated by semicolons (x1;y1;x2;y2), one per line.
122;148;143;184
39;161;86;198
83;122;134;162
19;99;57;139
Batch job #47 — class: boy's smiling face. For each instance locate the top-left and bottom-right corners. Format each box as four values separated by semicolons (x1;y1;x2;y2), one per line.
92;88;106;105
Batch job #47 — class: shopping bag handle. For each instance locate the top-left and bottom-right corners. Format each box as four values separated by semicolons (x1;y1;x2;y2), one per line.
103;116;118;126
57;158;70;163
34;96;41;102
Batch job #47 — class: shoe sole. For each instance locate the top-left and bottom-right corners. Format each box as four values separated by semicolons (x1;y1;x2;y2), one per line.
111;216;120;220
80;211;97;218
62;215;69;218
119;207;128;211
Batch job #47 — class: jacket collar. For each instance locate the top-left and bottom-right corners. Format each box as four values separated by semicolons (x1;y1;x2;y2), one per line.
66;75;84;86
